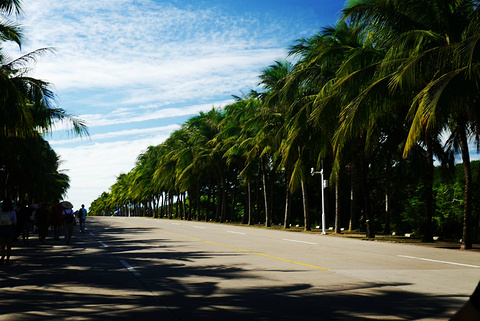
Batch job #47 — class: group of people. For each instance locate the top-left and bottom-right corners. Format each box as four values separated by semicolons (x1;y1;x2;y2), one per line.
0;199;88;265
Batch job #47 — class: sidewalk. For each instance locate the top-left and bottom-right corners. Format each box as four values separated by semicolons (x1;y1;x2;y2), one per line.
0;225;178;321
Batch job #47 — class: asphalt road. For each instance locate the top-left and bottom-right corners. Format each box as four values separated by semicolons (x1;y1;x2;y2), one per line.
0;216;478;320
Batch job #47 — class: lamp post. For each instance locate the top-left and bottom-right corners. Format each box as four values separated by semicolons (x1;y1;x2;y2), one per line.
311;165;326;235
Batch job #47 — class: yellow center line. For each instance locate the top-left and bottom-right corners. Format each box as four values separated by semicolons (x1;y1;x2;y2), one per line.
119;220;330;271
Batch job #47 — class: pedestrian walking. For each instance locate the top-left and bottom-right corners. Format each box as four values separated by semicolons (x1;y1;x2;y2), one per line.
36;203;51;244
51;201;63;240
0;199;17;265
16;205;35;245
78;204;87;233
62;201;75;245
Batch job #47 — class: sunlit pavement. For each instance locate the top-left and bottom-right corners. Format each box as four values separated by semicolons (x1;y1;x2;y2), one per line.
0;217;469;321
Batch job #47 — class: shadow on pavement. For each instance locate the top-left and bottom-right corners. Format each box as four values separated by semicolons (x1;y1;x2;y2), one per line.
0;218;464;320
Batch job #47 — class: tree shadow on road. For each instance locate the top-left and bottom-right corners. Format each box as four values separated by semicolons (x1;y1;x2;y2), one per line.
0;218;465;320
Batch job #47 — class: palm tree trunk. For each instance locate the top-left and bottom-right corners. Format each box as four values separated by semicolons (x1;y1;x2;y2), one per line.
300;177;310;231
255;175;260;224
205;187;210;222
335;172;341;234
458;120;472;250
241;184;247;224
174;195;178;218
261;156;271;227
269;173;275;224
214;170;223;222
152;196;156;218
384;155;391;235
349;162;357;231
247;182;252;225
154;195;159;218
187;191;192;220
196;182;201;221
169;194;174;219
215;184;221;222
284;168;291;229
220;175;227;223
206;175;212;222
181;192;186;219
423;133;434;243
230;184;236;222
215;167;227;223
161;192;165;218
360;151;374;238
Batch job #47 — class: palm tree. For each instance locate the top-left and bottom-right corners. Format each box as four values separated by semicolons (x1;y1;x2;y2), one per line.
0;49;88;201
0;0;23;46
258;60;294;229
0;0;88;202
343;0;480;248
183;108;225;221
154;133;185;219
220;97;260;225
90;192;113;216
284;21;383;236
239;90;284;228
0;49;88;138
0;134;69;201
135;146;164;217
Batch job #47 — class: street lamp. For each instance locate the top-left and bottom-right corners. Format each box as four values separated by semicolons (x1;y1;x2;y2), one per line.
311;165;327;235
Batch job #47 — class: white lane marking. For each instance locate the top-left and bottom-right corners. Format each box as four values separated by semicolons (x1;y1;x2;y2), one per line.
171;223;180;225
227;231;246;235
398;255;480;269
99;241;108;248
120;260;141;276
282;239;317;245
193;226;206;229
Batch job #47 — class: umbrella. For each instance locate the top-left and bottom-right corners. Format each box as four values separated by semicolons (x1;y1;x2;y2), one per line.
61;201;74;209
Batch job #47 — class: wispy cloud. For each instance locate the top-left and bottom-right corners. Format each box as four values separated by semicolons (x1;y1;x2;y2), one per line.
50;124;181;146
50;100;233;133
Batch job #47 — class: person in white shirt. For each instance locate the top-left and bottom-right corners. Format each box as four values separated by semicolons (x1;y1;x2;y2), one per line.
0;199;17;265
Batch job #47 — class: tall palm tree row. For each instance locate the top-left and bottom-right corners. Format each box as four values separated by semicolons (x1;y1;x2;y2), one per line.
341;0;480;249
91;0;480;249
0;0;88;204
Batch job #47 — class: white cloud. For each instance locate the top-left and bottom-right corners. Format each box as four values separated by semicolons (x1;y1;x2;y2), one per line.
6;0;323;209
82;101;232;127
17;0;289;93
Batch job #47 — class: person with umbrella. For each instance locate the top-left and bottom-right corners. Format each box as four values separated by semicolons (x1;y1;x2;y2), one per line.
61;201;75;245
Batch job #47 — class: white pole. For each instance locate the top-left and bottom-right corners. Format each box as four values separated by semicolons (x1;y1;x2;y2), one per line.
311;166;327;235
321;167;326;235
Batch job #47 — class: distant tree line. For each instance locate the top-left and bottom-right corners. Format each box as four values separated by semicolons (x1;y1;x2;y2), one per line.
0;1;87;204
90;0;480;250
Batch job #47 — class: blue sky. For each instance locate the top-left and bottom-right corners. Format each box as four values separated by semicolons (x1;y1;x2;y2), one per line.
7;0;347;210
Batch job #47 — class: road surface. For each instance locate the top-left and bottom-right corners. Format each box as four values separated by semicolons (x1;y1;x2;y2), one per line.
0;216;478;320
